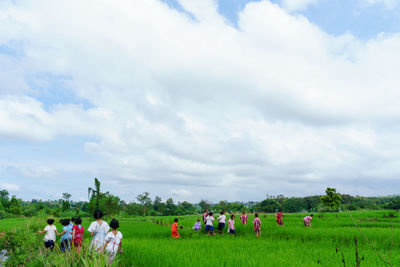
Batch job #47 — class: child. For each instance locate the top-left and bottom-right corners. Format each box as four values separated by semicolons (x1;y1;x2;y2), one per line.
88;210;110;251
193;218;201;231
58;219;72;252
240;211;248;224
228;215;235;235
304;214;313;227
103;218;123;264
217;210;226;234
253;213;261;238
202;209;208;225
276;210;283;226
205;211;215;236
171;218;181;239
38;219;59;250
68;218;75;246
72;217;84;249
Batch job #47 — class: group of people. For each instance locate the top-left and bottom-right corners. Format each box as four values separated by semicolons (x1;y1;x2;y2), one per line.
38;210;123;263
172;210;314;239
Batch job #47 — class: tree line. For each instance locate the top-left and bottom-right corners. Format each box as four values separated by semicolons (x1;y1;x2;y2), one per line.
1;180;400;219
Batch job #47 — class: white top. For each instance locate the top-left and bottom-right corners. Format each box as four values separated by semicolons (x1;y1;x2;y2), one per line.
218;214;226;224
105;231;123;254
43;225;57;242
88;220;110;250
228;219;235;230
206;215;214;226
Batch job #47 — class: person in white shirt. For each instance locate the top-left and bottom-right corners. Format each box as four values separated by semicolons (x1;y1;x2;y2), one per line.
88;210;110;251
205;211;215;236
103;218;123;264
38;218;59;250
217;210;226;234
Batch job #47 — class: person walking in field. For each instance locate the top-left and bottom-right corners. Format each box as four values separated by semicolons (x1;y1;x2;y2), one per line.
304;214;313;227
58;219;72;252
228;215;235;235
202;209;208;226
72;217;84;250
253;213;261;238
217;210;226;234
88;210;110;251
276;210;283;226
103;218;123;264
171;218;181;238
38;218;59;251
193;218;201;231
205;211;215;236
240;211;248;224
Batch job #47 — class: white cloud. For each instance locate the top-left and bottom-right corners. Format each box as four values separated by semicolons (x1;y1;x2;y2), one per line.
279;0;320;11
362;0;398;9
0;183;20;191
1;0;400;201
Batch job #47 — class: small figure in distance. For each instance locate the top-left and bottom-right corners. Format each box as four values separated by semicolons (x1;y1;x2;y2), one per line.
276;210;283;226
103;218;123;264
304;214;313;227
253;213;261;238
228;215;235;236
58;219;72;252
72;217;85;251
38;218;59;251
193;218;201;231
217;210;226;235
205;211;215;236
88;210;110;251
240;211;248;225
172;218;181;239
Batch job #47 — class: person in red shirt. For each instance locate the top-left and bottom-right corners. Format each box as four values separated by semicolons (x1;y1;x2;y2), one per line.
72;217;85;251
275;210;283;226
171;218;181;239
202;209;208;225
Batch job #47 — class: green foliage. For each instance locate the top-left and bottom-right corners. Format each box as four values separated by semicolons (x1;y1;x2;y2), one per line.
321;188;342;211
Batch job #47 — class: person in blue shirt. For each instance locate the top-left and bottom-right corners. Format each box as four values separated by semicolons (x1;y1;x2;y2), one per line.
58;219;72;252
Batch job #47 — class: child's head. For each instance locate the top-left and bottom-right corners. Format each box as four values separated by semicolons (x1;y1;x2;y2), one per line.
310;214;314;217
208;211;213;216
71;217;76;223
61;219;69;226
75;217;82;225
93;210;104;220
242;211;246;215
204;209;208;213
220;210;225;215
197;218;200;222
174;218;178;223
231;215;235;219
110;218;119;230
255;213;259;217
59;219;63;224
47;219;55;225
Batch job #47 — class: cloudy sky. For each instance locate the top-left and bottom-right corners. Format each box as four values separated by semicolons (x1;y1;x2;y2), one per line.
1;0;400;203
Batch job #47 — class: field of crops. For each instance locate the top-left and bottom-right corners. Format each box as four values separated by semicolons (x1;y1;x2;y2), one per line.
1;211;399;266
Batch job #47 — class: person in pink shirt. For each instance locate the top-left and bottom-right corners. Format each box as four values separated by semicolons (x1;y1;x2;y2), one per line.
240;211;248;225
227;215;235;235
304;214;313;227
253;213;261;238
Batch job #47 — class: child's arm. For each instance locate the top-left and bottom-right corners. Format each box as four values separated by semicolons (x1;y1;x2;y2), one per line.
58;229;67;236
72;228;76;239
102;241;109;252
38;230;46;234
119;240;123;254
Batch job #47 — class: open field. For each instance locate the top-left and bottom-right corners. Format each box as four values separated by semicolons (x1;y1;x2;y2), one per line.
1;211;399;266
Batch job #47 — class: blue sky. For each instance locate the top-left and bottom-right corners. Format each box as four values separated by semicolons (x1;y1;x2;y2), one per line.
1;0;400;203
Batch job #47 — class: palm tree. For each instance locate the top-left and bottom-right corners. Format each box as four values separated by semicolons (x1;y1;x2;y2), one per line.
88;178;102;210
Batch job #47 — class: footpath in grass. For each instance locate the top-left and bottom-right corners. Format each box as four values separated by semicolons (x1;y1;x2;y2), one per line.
0;211;399;266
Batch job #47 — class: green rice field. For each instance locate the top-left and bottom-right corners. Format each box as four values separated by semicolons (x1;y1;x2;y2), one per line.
1;211;399;266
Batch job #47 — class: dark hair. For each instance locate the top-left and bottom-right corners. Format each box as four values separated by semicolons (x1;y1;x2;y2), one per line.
93;210;104;219
208;211;213;216
47;219;54;225
242;211;246;214
110;218;119;229
310;214;314;217
71;217;76;222
59;219;64;224
174;218;178;222
220;210;225;215
204;209;208;212
231;215;235;219
61;219;69;226
75;217;82;225
255;213;259;217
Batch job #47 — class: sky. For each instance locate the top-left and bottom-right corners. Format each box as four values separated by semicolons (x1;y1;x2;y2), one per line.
1;0;400;203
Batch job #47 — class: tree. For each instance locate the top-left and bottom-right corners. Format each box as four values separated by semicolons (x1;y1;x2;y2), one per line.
198;200;210;211
153;196;166;215
0;190;9;210
165;198;176;215
88;178;107;210
61;193;72;211
137;192;152;216
321;187;342;211
7;196;22;215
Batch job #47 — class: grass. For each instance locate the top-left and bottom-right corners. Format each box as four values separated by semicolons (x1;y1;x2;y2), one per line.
1;211;399;266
